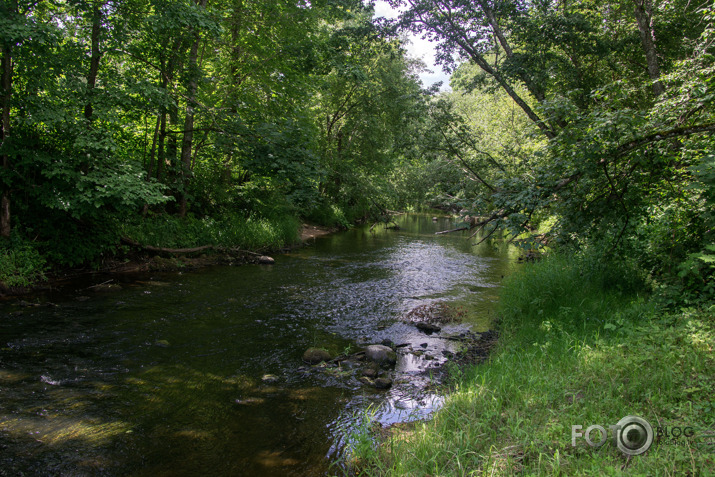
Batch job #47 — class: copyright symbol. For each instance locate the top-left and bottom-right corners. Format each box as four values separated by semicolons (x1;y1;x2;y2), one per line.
616;415;653;456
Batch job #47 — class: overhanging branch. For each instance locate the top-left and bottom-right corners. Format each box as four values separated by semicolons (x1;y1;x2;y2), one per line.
616;122;715;157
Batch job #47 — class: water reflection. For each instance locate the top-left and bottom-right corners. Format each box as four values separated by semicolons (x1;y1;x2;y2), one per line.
0;215;514;476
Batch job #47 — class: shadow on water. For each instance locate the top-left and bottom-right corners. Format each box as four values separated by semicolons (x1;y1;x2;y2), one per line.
0;215;516;476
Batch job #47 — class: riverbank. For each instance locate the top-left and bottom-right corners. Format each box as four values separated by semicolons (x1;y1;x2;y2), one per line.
0;221;336;297
350;253;714;475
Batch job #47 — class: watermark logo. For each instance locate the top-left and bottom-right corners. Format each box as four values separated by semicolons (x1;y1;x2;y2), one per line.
655;424;697;446
572;415;654;456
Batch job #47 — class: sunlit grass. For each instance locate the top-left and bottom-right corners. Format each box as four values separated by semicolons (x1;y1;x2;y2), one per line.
349;253;715;475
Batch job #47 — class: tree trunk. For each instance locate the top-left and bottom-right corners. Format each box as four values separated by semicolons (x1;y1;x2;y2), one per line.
157;108;167;180
146;113;161;181
1;37;13;238
166;50;181;186
156;42;180;182
461;39;555;139
439;8;556;139
478;0;513;58
229;0;245;106
632;0;664;96
477;0;567;128
84;3;103;121
178;0;207;217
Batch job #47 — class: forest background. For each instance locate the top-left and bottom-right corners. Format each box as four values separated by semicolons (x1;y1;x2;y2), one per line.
0;0;713;308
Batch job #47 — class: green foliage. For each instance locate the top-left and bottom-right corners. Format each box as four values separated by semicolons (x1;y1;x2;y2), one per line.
388;0;714;310
32;215;122;267
1;0;426;272
674;246;715;307
313;14;428;216
0;234;46;288
633;153;715;307
36;159;170;220
122;212;300;251
411;80;543;214
303;201;349;229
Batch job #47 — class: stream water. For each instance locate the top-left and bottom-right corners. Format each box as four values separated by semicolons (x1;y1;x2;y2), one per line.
0;215;515;476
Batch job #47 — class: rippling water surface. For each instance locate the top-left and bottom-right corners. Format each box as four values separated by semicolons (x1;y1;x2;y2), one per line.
0;215;515;476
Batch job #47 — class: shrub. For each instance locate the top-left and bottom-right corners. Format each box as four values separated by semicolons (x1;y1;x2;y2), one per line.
0;235;46;288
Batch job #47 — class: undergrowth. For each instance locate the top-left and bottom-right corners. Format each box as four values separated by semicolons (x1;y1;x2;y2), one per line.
121;212;301;251
348;253;715;475
0;233;46;288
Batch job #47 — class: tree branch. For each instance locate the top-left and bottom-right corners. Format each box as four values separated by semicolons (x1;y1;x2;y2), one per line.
616;122;715;157
438;129;495;191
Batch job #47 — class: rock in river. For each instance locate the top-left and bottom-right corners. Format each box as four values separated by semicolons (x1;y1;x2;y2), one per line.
302;348;331;364
365;345;396;367
361;363;379;378
261;374;279;383
359;375;393;389
374;377;393;389
258;256;275;265
416;322;441;334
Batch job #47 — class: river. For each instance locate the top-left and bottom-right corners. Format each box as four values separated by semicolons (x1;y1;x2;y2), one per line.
0;214;515;476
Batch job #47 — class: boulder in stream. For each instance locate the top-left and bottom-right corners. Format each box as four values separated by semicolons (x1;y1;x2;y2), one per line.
374;377;393;389
381;339;395;348
261;374;279;383
258;256;275;265
359;375;393;390
365;345;396;367
416;322;441;334
302;348;331;364
361;362;379;378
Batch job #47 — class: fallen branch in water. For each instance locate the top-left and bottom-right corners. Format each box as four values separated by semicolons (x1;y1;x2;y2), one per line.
86;279;114;289
435;226;468;235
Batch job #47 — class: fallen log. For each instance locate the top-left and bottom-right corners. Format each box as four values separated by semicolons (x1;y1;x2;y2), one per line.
121;237;212;254
120;237;262;256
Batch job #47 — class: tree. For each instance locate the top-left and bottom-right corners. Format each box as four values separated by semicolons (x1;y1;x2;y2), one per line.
0;0;17;237
388;0;556;138
313;13;426;215
178;0;208;217
391;0;714;264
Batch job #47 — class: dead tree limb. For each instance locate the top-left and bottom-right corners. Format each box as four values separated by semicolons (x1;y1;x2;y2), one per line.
120;237;262;256
435;226;468;235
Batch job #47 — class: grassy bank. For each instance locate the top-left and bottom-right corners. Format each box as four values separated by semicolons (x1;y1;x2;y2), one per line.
0;212;303;291
350;254;714;475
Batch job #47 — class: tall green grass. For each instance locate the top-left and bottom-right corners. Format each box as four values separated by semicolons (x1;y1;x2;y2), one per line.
122;212;301;251
0;239;46;288
349;253;714;475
